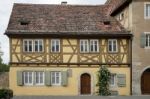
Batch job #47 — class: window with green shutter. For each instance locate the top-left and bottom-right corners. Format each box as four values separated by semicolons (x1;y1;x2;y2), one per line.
61;71;68;86
117;74;126;87
45;71;51;86
17;71;23;86
141;33;146;48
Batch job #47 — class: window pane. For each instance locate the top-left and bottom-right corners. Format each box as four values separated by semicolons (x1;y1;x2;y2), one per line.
40;72;43;83
36;72;39;83
56;76;59;84
24;72;28;83
81;45;83;52
51;72;61;85
29;72;32;83
108;41;112;52
51;72;55;84
24;41;28;52
146;35;148;47
29;41;32;52
39;40;43;52
56;45;59;52
113;41;117;52
24;71;33;85
91;44;93;52
110;74;115;85
51;40;60;52
34;41;38;52
146;4;150;17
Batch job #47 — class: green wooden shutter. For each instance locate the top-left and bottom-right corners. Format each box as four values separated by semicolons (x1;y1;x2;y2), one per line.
17;71;23;86
45;71;51;86
117;74;126;87
33;71;36;85
141;33;146;48
61;71;68;86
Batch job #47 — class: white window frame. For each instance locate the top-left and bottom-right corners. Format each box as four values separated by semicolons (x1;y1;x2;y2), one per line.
144;2;150;19
119;12;124;21
51;39;60;53
34;39;44;52
23;39;33;52
80;39;89;53
35;71;45;86
23;39;44;52
90;39;99;52
51;71;61;86
110;74;116;87
144;32;150;48
23;71;34;86
108;39;118;53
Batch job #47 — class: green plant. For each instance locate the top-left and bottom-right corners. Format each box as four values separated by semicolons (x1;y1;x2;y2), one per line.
0;57;10;72
97;66;111;96
0;89;13;99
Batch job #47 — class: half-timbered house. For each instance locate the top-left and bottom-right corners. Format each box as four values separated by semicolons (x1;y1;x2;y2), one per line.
5;3;132;96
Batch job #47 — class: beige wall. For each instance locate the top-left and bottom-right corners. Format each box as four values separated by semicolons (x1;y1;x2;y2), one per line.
9;66;130;96
113;0;150;95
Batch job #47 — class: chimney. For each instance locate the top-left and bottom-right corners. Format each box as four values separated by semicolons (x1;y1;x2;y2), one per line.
61;1;67;5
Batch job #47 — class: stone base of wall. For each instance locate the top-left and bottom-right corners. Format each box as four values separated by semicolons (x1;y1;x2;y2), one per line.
0;72;9;88
132;62;150;95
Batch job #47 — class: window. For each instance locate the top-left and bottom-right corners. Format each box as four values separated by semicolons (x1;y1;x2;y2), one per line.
23;71;34;85
23;39;43;52
80;40;89;53
110;74;116;86
90;40;99;52
119;13;124;21
80;39;99;53
145;3;150;19
23;40;33;52
51;72;61;85
108;39;118;53
35;71;44;85
51;39;60;52
146;34;150;47
34;40;43;52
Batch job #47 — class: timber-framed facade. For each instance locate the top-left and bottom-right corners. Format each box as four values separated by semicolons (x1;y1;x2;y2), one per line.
6;3;132;96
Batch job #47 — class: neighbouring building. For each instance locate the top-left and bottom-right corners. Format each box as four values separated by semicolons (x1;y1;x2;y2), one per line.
106;0;150;95
5;3;132;96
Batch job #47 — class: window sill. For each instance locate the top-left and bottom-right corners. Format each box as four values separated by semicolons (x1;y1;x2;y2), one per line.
108;52;118;54
51;85;61;86
80;52;100;54
22;52;45;54
144;47;150;49
144;17;150;19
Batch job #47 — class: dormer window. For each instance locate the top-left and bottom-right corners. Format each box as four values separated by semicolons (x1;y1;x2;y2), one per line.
119;13;124;21
104;21;111;25
19;19;30;25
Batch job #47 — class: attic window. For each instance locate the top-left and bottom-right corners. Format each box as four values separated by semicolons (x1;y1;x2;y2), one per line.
104;21;110;25
20;20;30;25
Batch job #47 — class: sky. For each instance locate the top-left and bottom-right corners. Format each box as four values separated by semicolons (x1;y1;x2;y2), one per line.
0;0;106;63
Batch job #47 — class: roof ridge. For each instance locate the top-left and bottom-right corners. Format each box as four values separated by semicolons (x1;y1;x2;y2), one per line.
13;3;106;7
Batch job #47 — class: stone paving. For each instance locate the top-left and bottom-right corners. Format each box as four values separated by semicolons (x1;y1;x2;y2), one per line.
12;96;150;99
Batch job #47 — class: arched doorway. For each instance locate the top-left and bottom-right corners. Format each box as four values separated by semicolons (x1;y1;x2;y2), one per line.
80;73;91;95
141;68;150;94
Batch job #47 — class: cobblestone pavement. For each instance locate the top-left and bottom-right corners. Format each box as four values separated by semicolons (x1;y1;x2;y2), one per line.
12;96;150;99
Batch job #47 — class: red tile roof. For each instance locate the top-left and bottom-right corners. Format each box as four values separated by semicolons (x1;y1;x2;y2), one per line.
6;3;130;36
105;0;130;15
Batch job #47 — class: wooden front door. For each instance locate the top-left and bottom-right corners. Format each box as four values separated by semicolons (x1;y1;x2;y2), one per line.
141;69;150;94
80;73;91;95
